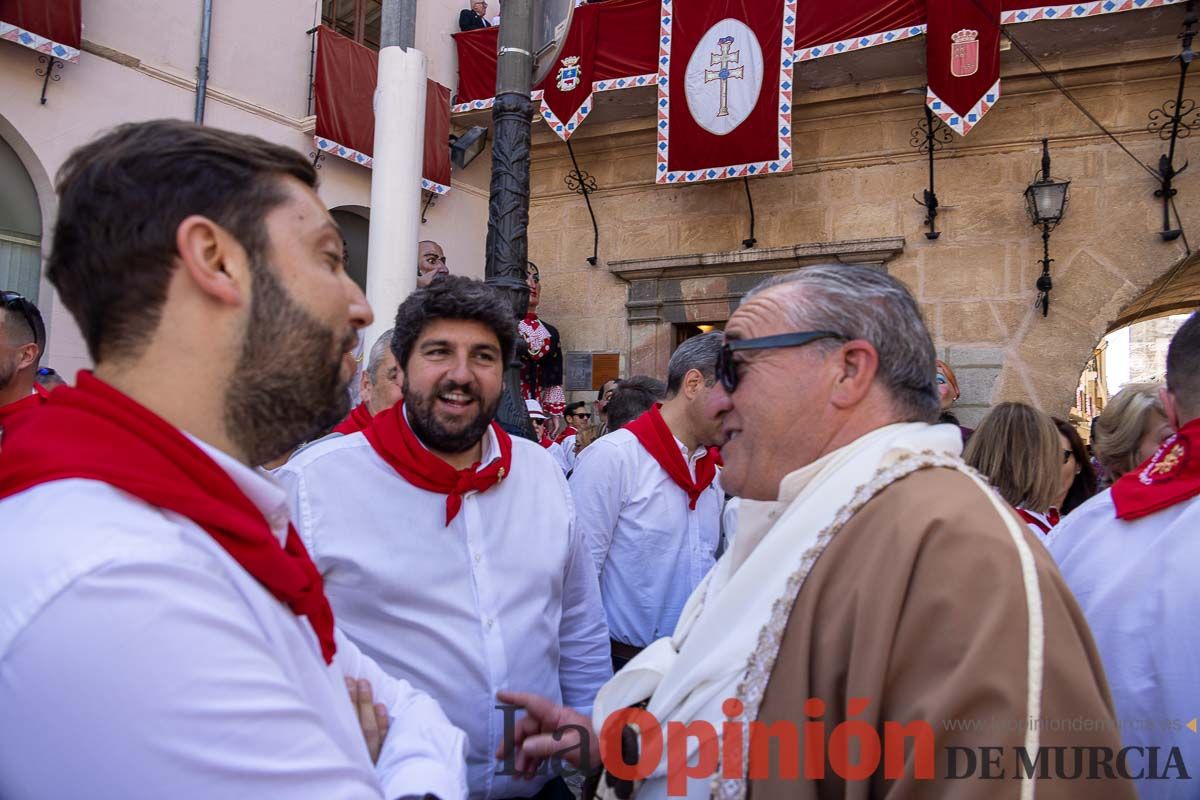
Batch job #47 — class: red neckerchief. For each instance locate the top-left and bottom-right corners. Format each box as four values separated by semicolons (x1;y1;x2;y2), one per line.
555;425;578;445
1113;418;1200;521
0;372;337;664
331;402;373;435
0;382;51;428
539;433;554;449
1016;508;1054;535
362;403;512;526
625;403;720;510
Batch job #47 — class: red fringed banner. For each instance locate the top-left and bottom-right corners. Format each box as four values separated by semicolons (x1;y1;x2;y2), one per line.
926;0;1002;135
0;0;82;62
656;0;796;183
313;26;452;194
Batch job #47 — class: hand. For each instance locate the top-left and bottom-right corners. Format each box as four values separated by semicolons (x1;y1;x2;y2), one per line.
346;677;389;764
495;691;600;778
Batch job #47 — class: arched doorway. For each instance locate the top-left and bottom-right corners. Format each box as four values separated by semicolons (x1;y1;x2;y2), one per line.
331;205;370;292
1070;250;1200;439
0;135;42;302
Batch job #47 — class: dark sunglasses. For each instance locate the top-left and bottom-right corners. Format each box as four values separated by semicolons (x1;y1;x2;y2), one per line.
1;291;41;349
715;330;847;393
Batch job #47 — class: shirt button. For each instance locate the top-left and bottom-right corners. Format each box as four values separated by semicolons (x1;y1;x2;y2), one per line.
474;553;482;563
487;618;495;629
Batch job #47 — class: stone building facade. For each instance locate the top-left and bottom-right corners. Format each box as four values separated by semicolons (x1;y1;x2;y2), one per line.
516;8;1200;425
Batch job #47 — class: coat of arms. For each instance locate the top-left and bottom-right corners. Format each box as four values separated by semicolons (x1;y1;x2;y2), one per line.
556;56;581;92
1139;437;1187;485
950;28;979;78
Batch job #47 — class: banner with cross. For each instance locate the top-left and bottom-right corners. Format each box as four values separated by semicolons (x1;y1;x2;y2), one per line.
655;0;796;184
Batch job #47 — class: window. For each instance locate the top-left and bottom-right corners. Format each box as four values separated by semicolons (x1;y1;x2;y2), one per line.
322;0;382;50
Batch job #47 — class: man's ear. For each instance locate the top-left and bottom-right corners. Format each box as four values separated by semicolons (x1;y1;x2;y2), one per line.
683;368;707;400
1161;386;1181;430
175;215;248;307
359;369;372;403
15;341;39;372
829;339;880;409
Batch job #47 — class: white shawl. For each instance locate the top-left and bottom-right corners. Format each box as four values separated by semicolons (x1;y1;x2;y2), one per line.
592;422;966;800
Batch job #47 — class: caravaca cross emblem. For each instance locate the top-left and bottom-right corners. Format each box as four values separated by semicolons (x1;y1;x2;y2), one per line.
556;55;581;92
704;36;743;117
950;28;980;78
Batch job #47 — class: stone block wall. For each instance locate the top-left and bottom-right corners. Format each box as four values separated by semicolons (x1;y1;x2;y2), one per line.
526;35;1198;416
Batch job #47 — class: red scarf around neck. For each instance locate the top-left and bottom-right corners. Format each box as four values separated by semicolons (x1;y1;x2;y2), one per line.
0;382;50;428
0;372;337;663
555;425;578;445
625;403;720;510
362;403;512;526
331;401;373;435
1113;418;1200;521
1016;507;1058;535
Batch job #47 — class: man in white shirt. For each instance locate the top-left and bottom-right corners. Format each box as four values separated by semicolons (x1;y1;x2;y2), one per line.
1049;311;1200;800
569;333;725;669
0;120;467;800
277;276;612;800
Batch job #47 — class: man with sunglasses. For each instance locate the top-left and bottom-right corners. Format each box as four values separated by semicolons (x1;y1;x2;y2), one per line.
497;265;1132;798
0;291;49;433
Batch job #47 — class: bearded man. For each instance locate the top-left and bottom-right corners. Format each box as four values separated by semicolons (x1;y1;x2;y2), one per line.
278;275;612;800
0;120;467;798
497;265;1132;799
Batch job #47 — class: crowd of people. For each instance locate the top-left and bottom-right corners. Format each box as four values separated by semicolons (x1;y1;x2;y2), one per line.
1;119;1199;800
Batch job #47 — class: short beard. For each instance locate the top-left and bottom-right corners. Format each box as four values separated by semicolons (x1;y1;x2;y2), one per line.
404;376;500;455
225;261;354;465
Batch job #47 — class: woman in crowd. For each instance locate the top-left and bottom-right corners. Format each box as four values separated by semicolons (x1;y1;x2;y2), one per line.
1053;417;1097;516
936;360;973;443
965;402;1063;535
1091;382;1175;486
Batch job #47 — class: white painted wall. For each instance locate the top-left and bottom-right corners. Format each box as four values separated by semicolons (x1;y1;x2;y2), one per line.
0;0;491;381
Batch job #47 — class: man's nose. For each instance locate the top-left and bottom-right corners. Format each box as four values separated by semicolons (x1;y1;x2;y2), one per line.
344;273;374;330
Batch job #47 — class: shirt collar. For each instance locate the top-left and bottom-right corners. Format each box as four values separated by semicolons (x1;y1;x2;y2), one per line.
188;435;292;545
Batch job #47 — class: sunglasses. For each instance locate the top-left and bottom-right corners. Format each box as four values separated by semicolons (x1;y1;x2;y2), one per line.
1;291;41;349
715;331;847;393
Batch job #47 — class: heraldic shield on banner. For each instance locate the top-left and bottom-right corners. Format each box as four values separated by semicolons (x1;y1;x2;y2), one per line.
927;0;1001;135
657;0;795;184
537;5;598;140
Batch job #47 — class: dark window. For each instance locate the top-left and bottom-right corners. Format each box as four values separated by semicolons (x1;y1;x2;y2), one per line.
322;0;383;50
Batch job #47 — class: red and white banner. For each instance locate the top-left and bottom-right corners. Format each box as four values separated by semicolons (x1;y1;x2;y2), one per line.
0;0;81;62
312;26;452;194
656;0;796;183
537;4;598;139
926;0;1002;136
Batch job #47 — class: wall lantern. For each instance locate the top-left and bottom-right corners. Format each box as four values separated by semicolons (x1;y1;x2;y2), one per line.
450;126;489;170
1024;138;1070;317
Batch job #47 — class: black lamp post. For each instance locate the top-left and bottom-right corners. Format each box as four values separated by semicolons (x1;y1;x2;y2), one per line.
1024;139;1070;317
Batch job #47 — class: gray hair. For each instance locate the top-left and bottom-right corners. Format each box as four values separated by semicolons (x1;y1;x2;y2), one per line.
666;331;723;396
365;328;394;383
745;264;940;421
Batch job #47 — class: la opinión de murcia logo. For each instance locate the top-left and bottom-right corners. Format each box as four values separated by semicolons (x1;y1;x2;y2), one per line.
496;700;1193;793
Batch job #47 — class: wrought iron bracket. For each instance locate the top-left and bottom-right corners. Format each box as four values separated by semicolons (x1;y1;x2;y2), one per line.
309;149;327;169
1149;0;1200;241
910;101;954;240
35;55;63;105
564;139;600;266
1034;224;1054;317
420;190;439;223
742;177;758;249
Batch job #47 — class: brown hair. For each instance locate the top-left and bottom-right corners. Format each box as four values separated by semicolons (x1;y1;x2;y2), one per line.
47;119;317;363
964;402;1061;514
1093;382;1165;480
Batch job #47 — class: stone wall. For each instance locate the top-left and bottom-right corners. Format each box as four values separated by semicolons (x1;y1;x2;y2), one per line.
525;34;1198;425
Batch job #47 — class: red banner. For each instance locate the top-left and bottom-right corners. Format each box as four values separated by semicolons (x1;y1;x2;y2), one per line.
537;3;599;139
312;26;452;193
926;0;1001;136
657;0;795;183
0;0;82;61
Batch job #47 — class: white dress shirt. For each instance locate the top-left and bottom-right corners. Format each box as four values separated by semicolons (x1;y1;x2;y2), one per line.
276;424;612;800
1048;488;1200;800
568;427;723;648
0;439;468;800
